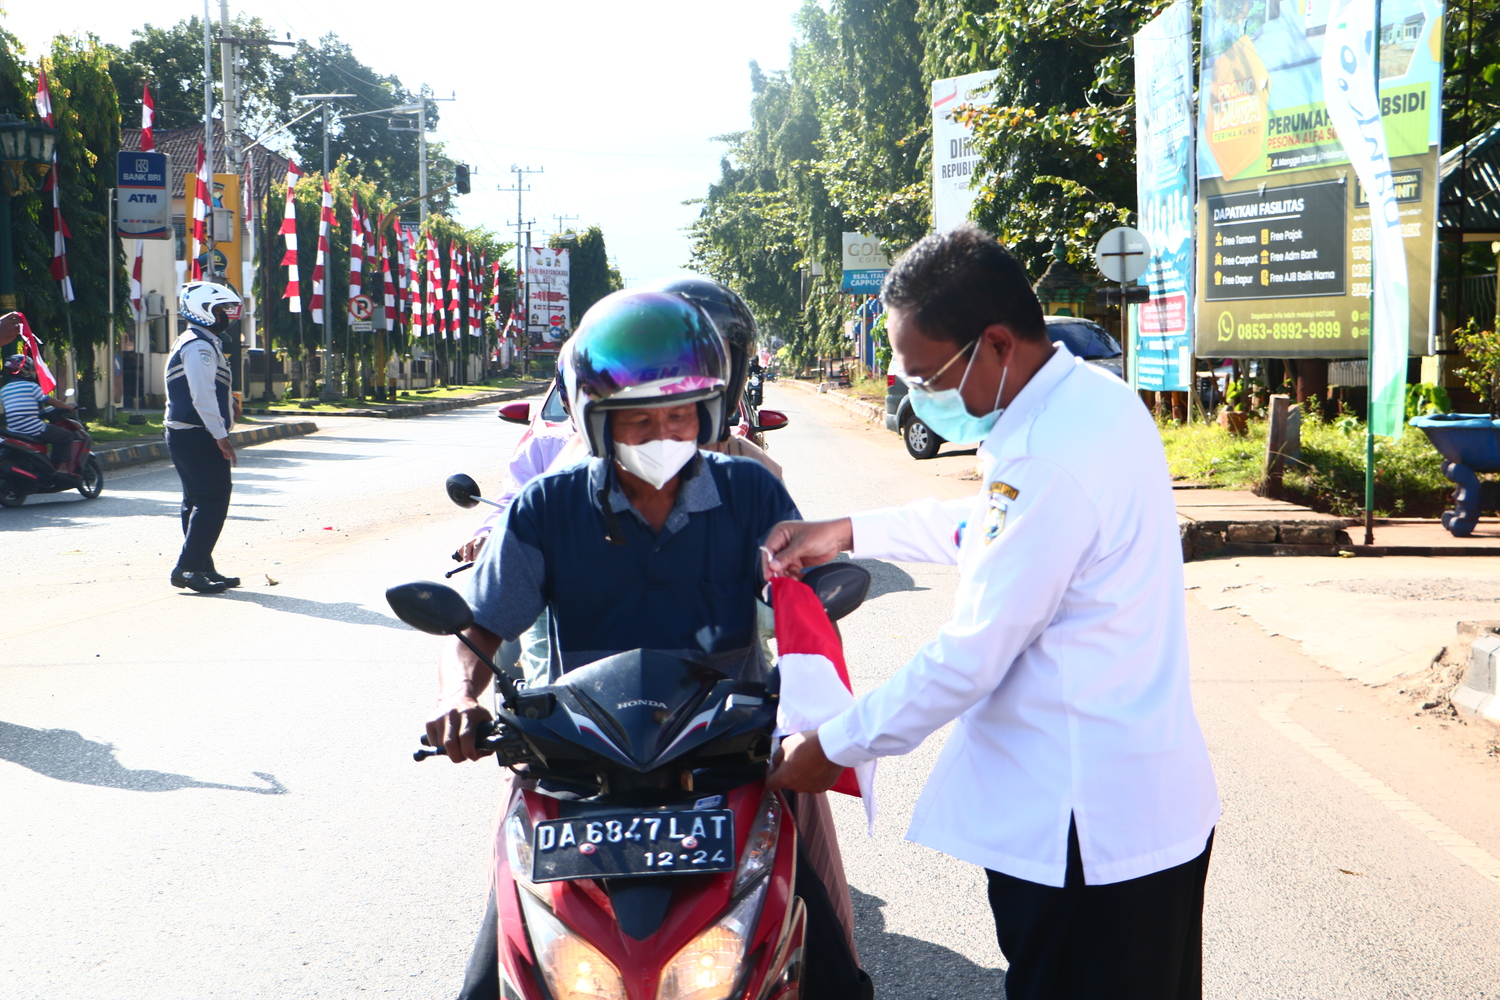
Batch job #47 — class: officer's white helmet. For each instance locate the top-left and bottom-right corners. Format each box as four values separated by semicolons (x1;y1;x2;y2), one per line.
179;281;242;326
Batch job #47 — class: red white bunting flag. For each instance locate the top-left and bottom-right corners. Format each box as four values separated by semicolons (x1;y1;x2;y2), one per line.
490;257;502;321
768;575;878;834
34;67;73;303
279;161;302;312
446;241;461;340
380;234;396;329
348;194;364;302
15;313;57;395
310;177;334;325
426;236;442;340
129;240;144;318
469;252;483;337
140;82;155;151
396;225;411;319
187;142;209;282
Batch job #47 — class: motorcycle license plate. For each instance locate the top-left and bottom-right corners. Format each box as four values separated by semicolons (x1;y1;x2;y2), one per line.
531;809;735;883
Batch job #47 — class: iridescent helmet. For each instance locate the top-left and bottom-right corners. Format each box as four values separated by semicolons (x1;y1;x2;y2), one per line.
562;290;729;458
650;277;756;441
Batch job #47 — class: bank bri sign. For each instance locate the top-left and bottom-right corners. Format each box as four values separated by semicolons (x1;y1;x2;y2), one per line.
116;150;172;239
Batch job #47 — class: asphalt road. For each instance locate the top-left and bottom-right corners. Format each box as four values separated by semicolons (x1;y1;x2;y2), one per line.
2;386;1498;998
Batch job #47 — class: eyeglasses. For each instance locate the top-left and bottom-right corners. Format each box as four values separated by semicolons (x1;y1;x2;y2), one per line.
901;340;976;393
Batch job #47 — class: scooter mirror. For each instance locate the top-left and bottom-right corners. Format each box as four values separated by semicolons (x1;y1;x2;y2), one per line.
385;581;476;636
446;473;482;509
801;562;872;622
64;389;75;398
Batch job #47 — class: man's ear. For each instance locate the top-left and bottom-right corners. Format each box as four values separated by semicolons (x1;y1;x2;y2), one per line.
981;323;1016;361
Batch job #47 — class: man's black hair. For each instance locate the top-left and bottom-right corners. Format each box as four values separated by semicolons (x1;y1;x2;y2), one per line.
880;224;1046;344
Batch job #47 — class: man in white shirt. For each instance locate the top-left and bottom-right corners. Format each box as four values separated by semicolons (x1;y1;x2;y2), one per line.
763;225;1220;1000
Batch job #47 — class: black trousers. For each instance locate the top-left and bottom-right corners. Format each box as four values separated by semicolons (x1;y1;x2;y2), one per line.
456;839;870;1000
167;427;232;573
986;820;1213;1000
38;424;72;468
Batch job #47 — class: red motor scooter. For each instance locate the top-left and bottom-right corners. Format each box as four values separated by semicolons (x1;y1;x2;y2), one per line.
0;391;104;507
387;562;870;1000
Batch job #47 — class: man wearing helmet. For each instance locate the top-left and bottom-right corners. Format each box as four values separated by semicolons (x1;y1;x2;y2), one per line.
430;289;870;1000
163;280;243;595
1;353;76;470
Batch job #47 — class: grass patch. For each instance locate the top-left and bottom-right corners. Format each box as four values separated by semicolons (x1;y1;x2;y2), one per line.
1160;414;1454;517
844;373;889;404
86;411;166;444
262;379;547;411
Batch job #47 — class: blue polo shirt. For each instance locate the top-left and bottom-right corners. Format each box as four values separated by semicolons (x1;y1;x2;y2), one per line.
467;450;800;680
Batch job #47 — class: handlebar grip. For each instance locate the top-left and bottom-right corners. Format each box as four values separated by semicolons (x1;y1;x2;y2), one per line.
413;747;446;761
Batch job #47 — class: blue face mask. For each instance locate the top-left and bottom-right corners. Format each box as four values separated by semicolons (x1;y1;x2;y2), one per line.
907;341;1008;444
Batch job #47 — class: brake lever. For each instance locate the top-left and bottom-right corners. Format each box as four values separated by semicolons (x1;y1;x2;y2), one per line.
445;562;474;578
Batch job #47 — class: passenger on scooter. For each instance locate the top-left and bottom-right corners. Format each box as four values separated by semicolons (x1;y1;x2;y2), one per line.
429;289;870;1000
1;354;76;470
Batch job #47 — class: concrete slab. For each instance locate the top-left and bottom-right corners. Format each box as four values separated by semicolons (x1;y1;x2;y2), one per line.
1184;555;1500;687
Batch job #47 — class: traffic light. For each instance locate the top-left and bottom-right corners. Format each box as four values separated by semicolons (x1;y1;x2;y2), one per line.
455;164;470;195
1095;285;1151;307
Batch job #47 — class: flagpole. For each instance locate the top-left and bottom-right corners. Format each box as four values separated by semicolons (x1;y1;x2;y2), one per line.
1363;0;1381;547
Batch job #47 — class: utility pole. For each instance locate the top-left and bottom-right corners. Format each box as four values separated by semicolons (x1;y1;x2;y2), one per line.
499;164;541;378
389;90;454;224
552;214;578;238
201;0;215;276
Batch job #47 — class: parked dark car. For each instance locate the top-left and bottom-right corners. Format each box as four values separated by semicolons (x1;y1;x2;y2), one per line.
885;315;1125;459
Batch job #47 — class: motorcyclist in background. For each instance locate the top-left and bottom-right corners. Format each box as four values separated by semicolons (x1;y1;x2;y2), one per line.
0;353;77;472
431;289;869;1000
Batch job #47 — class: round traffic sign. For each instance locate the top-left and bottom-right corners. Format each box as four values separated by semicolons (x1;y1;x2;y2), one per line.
349;295;374;321
1093;226;1151;283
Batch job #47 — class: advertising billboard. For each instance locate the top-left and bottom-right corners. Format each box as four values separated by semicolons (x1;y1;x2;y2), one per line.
1133;0;1196;392
526;247;570;343
1195;0;1443;358
932;70;998;233
841;233;890;293
116;151;172;239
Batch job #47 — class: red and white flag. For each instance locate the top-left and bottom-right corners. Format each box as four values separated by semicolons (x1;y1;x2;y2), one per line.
469;252;483;337
769;575;878;834
279;161;302;312
426;236;442;340
129;241;144;318
348;194;364;301
140;82;155;151
397;225;412;319
490;257;503;321
34;67;73;303
310;177;334;325
187;142;209;281
15;313;57;395
446;240;461;340
380;234;396;329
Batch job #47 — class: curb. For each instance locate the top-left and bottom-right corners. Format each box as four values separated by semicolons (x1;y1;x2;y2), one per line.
242;386;542;420
94;419;319;472
777;378;886;423
1454;632;1500;730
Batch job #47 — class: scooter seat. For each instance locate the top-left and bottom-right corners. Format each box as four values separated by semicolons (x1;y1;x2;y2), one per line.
1;430;43;445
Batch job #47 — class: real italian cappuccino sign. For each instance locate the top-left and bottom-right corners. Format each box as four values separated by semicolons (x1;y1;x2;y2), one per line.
1195;0;1443;358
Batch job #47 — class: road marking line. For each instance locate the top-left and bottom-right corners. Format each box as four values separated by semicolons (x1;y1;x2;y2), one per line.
1260;692;1500;885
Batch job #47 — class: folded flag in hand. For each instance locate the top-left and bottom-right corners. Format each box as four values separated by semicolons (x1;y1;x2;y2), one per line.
770;574;877;834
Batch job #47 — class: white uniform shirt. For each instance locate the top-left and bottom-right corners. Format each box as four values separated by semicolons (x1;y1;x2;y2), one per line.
819;344;1220;887
164;332;233;440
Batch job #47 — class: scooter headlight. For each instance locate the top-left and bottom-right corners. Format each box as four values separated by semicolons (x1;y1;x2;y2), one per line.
656;877;767;1000
518;888;627;1000
732;790;780;893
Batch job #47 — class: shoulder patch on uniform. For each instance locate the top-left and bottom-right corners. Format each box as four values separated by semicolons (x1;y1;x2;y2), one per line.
989;480;1019;500
199;352;214;365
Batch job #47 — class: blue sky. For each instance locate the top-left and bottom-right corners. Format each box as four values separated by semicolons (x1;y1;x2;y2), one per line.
5;0;808;286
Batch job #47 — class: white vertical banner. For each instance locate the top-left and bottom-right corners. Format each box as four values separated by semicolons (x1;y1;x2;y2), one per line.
526;247;571;343
1321;0;1408;436
931;70;997;233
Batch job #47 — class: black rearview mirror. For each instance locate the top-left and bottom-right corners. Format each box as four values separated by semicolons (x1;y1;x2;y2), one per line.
801;562;872;622
385;581;476;636
446;473;482;509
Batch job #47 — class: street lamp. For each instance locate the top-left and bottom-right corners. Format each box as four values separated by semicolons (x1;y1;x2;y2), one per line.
291;93;355;179
0;112;58;311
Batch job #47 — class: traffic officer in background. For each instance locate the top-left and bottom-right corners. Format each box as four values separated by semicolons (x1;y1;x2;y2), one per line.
763;225;1220;1000
164;281;243;595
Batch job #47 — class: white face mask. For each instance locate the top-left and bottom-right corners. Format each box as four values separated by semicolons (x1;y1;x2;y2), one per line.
614;438;698;489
